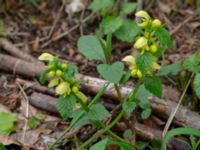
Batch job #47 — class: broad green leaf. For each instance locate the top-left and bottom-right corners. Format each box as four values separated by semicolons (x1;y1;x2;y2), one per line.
193;73;200;99
155;27;172;48
159;63;182;76
89;0;114;12
136;52;153;74
161;128;200;150
144;76;162;98
97;61;124;83
0;112;17;136
141;108;151;119
88;104;110;121
71;109;90;128
101;16;123;34
90;138;108;150
114;19;141;43
136;84;152;109
122;100;137;116
77;35;105;61
183;51;200;73
121;2;137;15
56;95;76;120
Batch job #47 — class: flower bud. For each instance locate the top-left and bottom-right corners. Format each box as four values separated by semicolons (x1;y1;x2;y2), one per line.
61;63;68;69
136;11;151;27
152;19;161;29
150;44;158;53
131;68;137;76
134;37;148;49
136;11;150;20
56;70;63;77
72;86;79;93
48;71;56;78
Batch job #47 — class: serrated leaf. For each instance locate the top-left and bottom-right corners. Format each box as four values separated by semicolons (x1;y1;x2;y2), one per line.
97;61;124;83
141;108;151;119
114;19;141;43
144;76;162;98
193;73;200;99
89;0;114;12
121;2;137;15
155;27;172;48
71;109;90;128
122;100;137;116
101;16;123;34
56;95;76;120
0;112;17;136
90;138;108;150
136;52;153;74
183;52;200;73
78;35;105;62
159;63;181;76
88;104;110;121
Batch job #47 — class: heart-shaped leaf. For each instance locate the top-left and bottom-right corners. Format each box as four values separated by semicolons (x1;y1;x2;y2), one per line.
97;62;124;83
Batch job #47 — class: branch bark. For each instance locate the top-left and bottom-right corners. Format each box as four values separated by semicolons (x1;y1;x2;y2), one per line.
1;54;200;130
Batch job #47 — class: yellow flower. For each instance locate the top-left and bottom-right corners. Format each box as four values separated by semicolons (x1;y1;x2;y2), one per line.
152;19;161;29
134;37;148;50
48;78;59;88
122;55;135;64
56;82;71;95
75;91;87;103
150;44;158;53
135;10;151;27
151;62;161;70
38;53;54;61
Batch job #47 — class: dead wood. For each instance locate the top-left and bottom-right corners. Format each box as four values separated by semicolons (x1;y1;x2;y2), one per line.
0;38;37;62
1;54;200;130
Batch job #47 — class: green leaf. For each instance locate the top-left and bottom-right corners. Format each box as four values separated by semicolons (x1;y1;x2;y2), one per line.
77;35;105;61
121;2;137;15
97;61;124;83
193;73;200;99
123;129;133;138
34;113;46;120
39;69;49;84
71;109;90;128
122;100;137;116
136;52;153;74
161;128;200;150
119;70;131;84
26;0;38;7
141;108;151;119
101;16;123;34
0;143;6;150
89;0;114;12
144;76;162;98
108;141;133;150
90;138;108;150
56;95;76;120
88;104;110;121
183;51;200;73
0;112;17;136
155;27;172;48
159;63;182;76
114;19;141;43
28;117;40;129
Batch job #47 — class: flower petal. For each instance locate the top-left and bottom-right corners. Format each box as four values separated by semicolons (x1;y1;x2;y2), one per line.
38;53;54;61
135;10;150;20
56;82;71;95
122;55;135;64
134;37;148;49
48;78;59;88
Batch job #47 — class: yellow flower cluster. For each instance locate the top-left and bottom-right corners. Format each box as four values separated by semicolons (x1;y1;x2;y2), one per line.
38;53;83;98
122;11;162;78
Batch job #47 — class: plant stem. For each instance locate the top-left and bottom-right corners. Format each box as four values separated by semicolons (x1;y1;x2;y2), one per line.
114;84;123;103
46;83;110;150
78;110;125;149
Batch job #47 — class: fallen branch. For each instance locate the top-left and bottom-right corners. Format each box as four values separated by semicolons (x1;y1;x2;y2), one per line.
0;38;37;62
1;54;200;130
29;92;163;141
